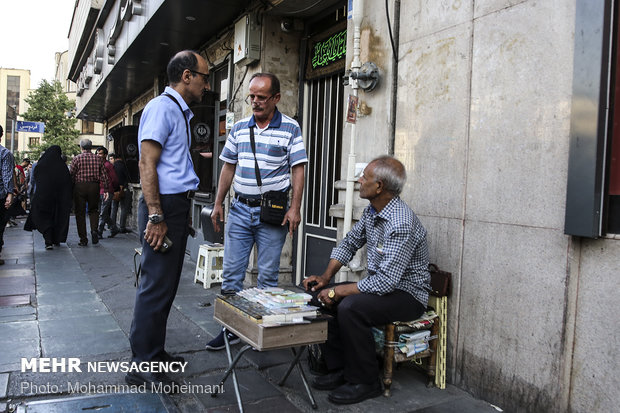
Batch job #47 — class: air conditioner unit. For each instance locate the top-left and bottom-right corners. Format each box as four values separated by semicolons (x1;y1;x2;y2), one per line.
234;13;261;66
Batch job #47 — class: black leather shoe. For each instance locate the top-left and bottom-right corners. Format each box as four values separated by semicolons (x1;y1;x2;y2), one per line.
161;351;185;363
91;231;99;245
108;228;120;238
328;380;382;405
311;370;345;390
125;371;180;393
78;240;88;247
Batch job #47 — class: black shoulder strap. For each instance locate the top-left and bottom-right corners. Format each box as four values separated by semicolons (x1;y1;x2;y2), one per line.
163;93;190;147
249;127;262;188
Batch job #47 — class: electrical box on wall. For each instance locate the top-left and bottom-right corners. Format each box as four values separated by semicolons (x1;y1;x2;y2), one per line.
234;13;261;66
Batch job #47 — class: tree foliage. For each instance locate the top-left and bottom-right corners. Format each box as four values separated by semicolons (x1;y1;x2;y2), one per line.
22;80;80;158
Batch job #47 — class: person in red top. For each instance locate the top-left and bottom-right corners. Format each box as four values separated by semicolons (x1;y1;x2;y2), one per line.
96;146;120;238
70;139;109;246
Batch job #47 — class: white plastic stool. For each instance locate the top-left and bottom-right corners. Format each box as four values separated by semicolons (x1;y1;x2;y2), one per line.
194;244;225;289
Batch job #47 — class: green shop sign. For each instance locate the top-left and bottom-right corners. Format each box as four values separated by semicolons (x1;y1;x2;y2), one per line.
305;23;347;80
311;29;347;69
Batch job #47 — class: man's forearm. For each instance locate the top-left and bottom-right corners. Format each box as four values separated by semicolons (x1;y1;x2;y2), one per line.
139;160;162;214
290;163;304;210
214;162;235;204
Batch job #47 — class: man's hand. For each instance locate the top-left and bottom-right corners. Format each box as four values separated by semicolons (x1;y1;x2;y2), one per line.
317;286;339;308
282;206;301;236
302;274;329;292
4;193;13;209
144;221;168;251
104;192;110;202
211;203;224;233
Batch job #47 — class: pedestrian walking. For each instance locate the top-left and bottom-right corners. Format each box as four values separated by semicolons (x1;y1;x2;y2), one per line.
24;146;72;249
70;138;110;246
0;125;15;265
96;146;120;238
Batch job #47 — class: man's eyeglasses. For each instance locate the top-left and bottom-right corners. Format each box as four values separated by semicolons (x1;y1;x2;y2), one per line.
245;94;275;105
189;69;209;83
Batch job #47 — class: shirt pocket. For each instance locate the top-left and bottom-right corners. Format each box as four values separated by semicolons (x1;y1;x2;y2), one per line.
266;136;288;158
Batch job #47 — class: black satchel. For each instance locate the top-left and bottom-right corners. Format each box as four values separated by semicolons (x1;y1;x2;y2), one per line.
248;128;288;225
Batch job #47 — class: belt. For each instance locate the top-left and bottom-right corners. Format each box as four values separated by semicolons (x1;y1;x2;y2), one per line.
175;190;195;199
235;195;261;207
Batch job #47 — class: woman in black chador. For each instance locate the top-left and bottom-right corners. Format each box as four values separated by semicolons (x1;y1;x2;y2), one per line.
25;146;72;249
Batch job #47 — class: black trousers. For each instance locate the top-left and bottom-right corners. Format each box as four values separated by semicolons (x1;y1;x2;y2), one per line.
0;196;8;253
73;182;100;243
319;283;425;384
129;194;190;362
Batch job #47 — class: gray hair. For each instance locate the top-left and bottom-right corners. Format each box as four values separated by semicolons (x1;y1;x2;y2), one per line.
370;155;407;196
79;138;93;150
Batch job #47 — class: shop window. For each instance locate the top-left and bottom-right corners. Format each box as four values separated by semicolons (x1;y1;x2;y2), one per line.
29;137;40;147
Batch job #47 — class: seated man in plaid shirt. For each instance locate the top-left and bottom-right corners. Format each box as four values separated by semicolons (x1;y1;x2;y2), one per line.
303;155;431;405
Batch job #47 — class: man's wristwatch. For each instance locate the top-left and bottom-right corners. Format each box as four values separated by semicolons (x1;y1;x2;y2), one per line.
328;288;336;300
148;213;165;224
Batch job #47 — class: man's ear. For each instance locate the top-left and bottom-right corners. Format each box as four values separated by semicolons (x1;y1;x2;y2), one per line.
375;179;384;194
182;69;192;84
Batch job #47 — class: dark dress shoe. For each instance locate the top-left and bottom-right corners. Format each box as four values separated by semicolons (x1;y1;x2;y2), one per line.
78;241;88;247
161;351;185;363
108;228;120;238
328;380;382;405
311;370;345;390
91;231;99;245
125;371;179;393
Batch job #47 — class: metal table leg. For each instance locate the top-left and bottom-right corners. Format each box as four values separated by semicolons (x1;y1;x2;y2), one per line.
211;328;252;413
278;347;318;409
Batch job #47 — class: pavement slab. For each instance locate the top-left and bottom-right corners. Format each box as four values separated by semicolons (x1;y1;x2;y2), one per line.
0;217;500;413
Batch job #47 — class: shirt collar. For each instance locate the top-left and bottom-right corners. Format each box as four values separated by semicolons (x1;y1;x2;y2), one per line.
247;107;282;128
163;86;192;115
373;196;400;221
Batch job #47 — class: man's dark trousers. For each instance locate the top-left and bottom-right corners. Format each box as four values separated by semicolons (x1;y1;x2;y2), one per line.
129;193;190;362
0;196;8;252
321;285;425;384
73;182;100;243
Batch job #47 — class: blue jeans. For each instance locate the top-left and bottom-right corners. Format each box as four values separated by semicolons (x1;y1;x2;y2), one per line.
221;198;288;292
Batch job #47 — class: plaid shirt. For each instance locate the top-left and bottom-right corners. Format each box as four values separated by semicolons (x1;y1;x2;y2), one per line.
0;145;15;199
70;151;109;188
331;196;431;306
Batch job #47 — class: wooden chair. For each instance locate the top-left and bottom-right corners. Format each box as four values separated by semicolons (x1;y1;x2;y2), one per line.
381;264;450;396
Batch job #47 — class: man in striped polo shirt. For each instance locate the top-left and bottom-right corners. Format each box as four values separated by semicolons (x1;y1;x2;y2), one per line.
207;73;308;350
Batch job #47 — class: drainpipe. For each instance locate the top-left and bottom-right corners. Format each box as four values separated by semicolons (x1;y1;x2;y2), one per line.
295;83;309;285
342;0;365;244
388;0;400;155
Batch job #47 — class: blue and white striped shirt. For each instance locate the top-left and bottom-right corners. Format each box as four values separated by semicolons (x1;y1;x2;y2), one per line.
220;108;307;196
330;196;431;306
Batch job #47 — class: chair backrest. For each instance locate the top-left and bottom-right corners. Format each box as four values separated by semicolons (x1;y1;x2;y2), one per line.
429;263;451;297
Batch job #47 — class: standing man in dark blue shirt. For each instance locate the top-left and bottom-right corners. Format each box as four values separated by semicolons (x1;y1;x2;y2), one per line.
0;125;15;265
303;155;431;405
126;50;210;390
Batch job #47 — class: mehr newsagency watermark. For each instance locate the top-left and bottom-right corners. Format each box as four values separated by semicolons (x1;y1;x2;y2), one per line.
19;357;223;395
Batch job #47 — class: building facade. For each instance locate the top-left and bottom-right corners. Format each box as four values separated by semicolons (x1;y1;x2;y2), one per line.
54;50;105;149
68;1;620;411
0;68;39;154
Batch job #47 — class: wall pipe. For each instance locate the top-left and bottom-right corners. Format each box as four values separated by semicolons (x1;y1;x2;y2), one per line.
387;0;400;155
340;0;364;280
295;82;309;285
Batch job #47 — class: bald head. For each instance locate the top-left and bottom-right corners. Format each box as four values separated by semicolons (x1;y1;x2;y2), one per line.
369;156;407;196
167;50;200;85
